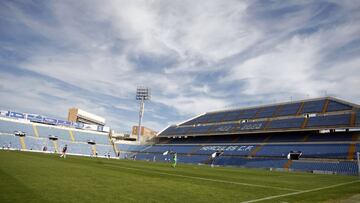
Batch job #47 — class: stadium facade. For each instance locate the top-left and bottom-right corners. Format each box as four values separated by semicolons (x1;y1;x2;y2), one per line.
1;96;359;175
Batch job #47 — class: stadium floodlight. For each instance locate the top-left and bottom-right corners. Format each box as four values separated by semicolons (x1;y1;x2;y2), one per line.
136;86;151;143
136;87;151;101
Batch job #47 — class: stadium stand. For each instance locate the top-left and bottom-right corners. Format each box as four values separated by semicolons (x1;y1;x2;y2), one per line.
24;136;47;151
300;99;326;114
118;97;360;175
0;134;21;149
276;102;301;117
214;157;287;169
37;125;72;140
0;118;116;158
268;118;304;129
0;119;33;135
256;144;350;158
290;160;358;175
96;144;116;157
326;100;353;112
307;114;351;127
72;131;110;145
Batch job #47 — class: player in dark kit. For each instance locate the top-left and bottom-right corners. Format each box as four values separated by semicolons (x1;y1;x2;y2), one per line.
60;144;68;158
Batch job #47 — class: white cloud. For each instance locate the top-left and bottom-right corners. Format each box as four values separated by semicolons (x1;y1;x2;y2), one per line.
223;17;360;103
1;0;360;131
154;95;230;116
225;35;322;96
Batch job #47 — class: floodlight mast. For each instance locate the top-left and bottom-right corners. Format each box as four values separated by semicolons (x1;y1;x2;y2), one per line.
136;87;151;143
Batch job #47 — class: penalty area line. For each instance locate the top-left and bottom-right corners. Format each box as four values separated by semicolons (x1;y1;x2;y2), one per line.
110;164;300;192
241;180;360;203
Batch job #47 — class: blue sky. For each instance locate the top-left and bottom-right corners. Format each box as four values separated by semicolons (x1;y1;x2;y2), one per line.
1;0;360;132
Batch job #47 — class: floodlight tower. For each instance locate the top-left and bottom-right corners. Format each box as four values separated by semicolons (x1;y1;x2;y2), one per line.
136;86;151;143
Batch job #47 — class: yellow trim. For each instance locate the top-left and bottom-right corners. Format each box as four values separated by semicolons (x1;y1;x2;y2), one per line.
53;140;59;153
283;159;292;171
272;105;283;118
109;139;119;157
249;135;271;157
32;124;40;137
91;145;97;156
113;143;119;153
347;134;358;160
263;119;272;130
296;102;305;116
69;130;75;141
321;99;330;113
350;112;356;127
302;134;310;142
301;117;308;129
19;137;26;150
348;144;356;160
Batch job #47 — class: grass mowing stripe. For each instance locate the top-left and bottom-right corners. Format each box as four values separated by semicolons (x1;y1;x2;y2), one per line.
105;163;300;192
241;180;360;203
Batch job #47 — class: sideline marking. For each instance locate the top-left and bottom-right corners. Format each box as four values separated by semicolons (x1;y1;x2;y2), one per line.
108;164;300;192
241;180;360;203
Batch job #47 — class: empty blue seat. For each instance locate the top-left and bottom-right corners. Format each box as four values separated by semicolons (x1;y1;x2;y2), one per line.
327;101;352;112
301;100;325;114
73;131;110;145
268;118;304;129
257;144;349;158
256;106;277;118
307;114;350;127
276;103;301;116
0;120;33;135
0;134;21;149
37;125;72;140
291;161;357;175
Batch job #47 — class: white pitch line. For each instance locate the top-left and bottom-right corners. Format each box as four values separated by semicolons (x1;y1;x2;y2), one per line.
109;164;300;192
241;180;360;203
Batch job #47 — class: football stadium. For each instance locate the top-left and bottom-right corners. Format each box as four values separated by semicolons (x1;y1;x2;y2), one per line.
2;1;360;203
1;96;360;202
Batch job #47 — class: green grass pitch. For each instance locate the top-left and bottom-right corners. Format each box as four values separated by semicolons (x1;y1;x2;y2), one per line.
0;151;359;203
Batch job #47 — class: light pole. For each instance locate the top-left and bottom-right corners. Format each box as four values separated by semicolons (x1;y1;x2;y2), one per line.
136;87;151;143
